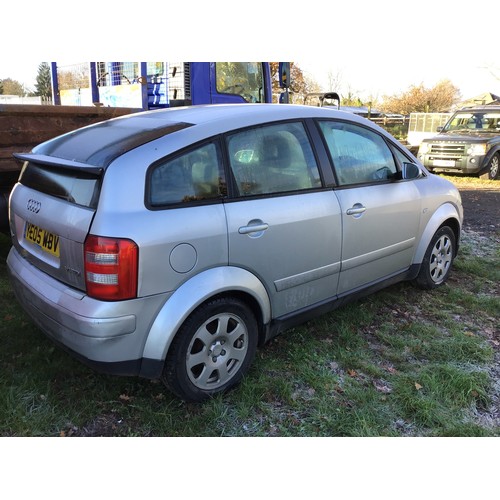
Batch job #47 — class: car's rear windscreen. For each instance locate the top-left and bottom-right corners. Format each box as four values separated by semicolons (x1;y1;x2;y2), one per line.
19;162;102;209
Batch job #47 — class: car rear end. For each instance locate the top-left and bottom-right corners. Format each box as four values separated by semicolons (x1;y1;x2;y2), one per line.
6;115;189;376
7;157;164;375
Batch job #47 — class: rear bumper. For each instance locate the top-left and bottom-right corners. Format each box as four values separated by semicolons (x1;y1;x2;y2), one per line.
7;246;168;377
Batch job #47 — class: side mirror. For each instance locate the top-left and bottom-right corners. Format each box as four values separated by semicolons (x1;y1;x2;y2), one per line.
437;126;443;132
278;62;290;104
278;62;290;88
402;162;421;180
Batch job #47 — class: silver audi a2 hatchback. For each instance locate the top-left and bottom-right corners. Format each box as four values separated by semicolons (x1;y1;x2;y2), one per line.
7;104;463;401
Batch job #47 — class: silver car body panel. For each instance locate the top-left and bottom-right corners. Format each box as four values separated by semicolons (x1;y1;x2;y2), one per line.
413;202;462;263
92;202;229;298
408;173;463;263
225;191;342;317
335;181;422;294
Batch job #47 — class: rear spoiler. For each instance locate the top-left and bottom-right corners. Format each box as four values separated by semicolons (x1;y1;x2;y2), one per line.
13;153;103;175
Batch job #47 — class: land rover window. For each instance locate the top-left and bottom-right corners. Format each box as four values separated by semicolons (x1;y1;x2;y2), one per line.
319;121;397;185
444;111;500;132
149;142;225;206
226;122;322;196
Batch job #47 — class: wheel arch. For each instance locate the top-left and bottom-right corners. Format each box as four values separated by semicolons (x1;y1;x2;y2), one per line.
440;217;460;256
481;147;500;168
140;266;271;370
211;289;268;346
413;203;461;264
480;150;499;179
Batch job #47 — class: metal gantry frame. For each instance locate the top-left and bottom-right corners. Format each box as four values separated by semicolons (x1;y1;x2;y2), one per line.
51;62;152;109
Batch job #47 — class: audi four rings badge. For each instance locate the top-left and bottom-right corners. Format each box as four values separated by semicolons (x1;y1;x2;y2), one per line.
27;199;41;213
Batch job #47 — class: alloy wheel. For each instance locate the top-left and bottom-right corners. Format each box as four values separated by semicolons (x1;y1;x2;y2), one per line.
429;233;453;283
186;312;249;390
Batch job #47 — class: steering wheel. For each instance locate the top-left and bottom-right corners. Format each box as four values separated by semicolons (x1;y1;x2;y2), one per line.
222;84;257;103
222;84;245;94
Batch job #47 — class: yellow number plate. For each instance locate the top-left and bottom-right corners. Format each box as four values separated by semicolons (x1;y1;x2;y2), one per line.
24;222;60;258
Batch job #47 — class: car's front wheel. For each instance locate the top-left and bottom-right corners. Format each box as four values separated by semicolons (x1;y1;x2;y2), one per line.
162;296;258;402
414;226;456;289
480;153;499;180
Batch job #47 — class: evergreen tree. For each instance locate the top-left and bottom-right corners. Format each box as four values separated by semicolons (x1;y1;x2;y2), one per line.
34;62;52;98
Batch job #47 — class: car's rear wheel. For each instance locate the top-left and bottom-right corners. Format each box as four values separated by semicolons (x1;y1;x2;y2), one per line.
162;297;258;402
480;153;499;180
414;226;456;289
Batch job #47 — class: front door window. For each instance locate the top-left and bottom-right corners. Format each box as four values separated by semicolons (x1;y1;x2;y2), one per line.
318;121;397;185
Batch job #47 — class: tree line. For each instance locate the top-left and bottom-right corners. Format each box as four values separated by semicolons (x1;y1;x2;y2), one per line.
0;62;51;98
271;63;461;113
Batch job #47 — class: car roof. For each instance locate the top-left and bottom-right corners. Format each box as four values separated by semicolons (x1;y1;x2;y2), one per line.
120;103;369;129
26;104;386;168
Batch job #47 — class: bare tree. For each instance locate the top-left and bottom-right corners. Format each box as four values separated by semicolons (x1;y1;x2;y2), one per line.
380;80;461;114
327;70;343;94
57;64;90;90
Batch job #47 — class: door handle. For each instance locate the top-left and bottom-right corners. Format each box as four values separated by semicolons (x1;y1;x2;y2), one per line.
346;204;366;217
238;221;269;235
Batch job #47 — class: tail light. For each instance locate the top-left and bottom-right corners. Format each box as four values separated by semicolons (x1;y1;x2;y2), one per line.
84;235;138;300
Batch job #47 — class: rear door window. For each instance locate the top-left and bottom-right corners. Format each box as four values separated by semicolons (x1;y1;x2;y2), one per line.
148;141;226;206
226;121;322;196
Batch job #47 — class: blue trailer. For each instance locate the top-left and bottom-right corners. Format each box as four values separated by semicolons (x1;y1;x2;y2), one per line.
50;62;275;109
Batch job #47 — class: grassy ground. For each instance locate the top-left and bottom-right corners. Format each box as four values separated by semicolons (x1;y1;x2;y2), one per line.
0;178;498;437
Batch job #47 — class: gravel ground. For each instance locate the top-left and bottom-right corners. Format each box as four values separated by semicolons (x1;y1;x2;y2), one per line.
456;182;499;431
459;185;499;235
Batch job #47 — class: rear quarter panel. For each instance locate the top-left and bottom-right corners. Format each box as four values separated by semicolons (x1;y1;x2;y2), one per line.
89;142;229;298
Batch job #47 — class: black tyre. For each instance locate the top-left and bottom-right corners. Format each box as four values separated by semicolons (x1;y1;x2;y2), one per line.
480;153;499;180
414;226;456;290
162;297;258;402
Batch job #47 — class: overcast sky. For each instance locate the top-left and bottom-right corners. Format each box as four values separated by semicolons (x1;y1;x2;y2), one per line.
1;0;498;101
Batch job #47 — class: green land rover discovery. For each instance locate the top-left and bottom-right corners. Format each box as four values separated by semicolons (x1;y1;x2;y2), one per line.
418;105;500;180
